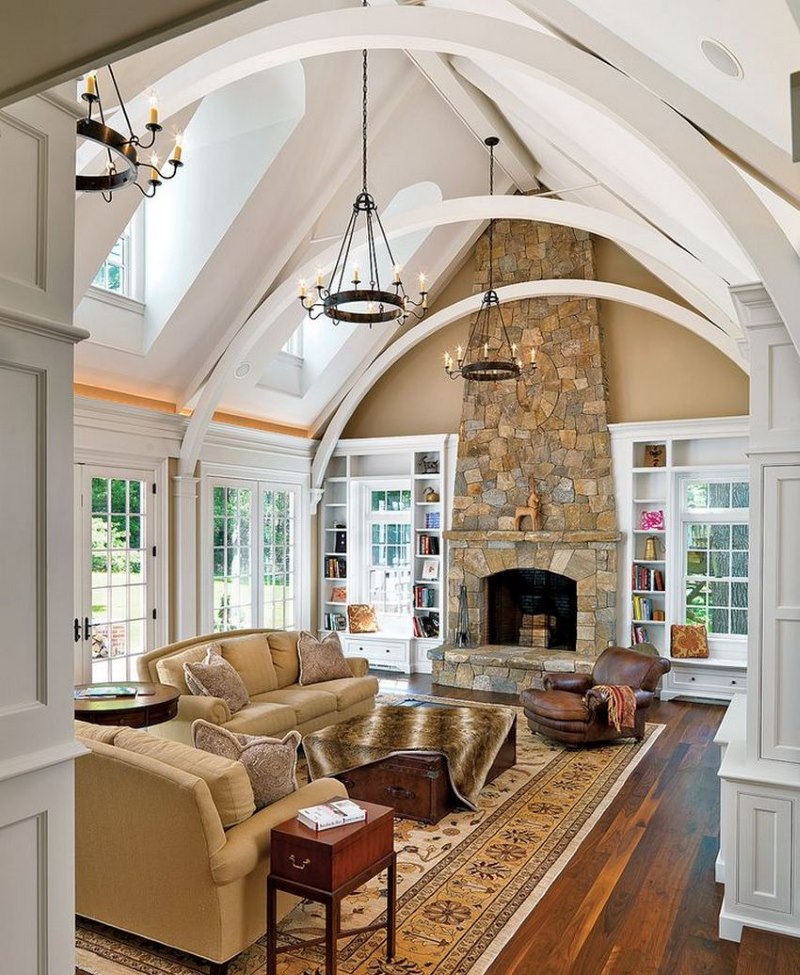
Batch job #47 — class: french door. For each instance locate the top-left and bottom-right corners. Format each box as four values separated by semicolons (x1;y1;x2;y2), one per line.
74;465;159;683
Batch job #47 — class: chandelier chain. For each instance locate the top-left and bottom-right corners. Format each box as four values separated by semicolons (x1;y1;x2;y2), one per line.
107;64;136;141
361;47;369;195
488;139;495;294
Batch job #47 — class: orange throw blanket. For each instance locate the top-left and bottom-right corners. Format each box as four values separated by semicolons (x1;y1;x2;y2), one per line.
591;684;637;732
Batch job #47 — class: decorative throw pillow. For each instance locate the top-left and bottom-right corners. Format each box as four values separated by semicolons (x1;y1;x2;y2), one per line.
347;603;378;634
192;720;300;809
670;624;710;659
184;644;249;713
297;630;352;685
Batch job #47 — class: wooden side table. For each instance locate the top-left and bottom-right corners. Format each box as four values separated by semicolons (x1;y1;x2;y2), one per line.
266;801;396;975
73;682;179;728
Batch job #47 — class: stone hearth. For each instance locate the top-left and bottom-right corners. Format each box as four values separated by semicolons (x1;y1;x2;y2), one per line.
429;645;596;695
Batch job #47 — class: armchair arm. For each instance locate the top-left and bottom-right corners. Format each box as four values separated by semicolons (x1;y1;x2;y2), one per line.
209;777;347;885
347;657;370;678
544;673;593;694
176;694;231;726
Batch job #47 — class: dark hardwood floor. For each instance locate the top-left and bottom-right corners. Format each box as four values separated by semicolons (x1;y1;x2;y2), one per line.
77;675;800;975
397;673;800;975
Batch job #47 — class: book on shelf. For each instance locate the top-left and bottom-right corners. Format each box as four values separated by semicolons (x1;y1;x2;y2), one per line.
414;613;439;638
297;799;366;831
413;584;438;608
631;564;665;592
632;595;653;621
324;556;347;579
631;624;651;644
418;534;440;555
74;684;138;699
323;612;347;631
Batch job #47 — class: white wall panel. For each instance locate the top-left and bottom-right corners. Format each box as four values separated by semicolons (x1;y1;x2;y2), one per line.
768;341;800;434
0;814;44;973
762;465;800;761
0;361;44;712
738;792;793;914
0;97;74;325
0;115;44;292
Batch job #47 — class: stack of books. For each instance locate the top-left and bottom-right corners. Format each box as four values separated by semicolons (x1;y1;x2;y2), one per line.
297;799;366;831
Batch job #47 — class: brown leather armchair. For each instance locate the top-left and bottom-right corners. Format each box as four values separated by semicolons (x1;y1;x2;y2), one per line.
520;646;671;745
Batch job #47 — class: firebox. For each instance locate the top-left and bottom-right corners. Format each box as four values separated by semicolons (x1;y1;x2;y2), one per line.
481;568;577;650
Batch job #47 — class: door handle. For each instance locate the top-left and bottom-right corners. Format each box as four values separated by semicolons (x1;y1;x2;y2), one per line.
73;618;81;643
83;617;91;641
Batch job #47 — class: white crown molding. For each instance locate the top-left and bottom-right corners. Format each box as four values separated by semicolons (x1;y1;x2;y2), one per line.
204;420;316;458
607;415;749;441
0;310;89;345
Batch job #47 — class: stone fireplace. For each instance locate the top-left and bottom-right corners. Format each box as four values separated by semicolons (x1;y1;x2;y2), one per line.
430;215;620;693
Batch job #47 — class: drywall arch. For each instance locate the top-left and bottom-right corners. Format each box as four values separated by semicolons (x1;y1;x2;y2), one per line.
310;279;747;492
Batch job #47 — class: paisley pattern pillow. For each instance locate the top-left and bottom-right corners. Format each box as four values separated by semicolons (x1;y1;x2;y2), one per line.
670;624;709;659
192;720;300;809
297;630;353;685
184;645;250;713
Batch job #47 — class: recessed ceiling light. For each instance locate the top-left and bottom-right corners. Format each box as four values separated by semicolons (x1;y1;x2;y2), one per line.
234;362;251;379
700;38;743;79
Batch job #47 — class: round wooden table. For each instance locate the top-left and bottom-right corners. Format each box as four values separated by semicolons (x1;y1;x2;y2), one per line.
74;682;180;728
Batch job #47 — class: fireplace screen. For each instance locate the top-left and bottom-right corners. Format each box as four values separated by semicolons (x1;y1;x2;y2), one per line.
482;568;577;650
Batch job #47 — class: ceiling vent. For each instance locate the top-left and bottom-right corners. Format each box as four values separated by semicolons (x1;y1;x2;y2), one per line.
700;38;743;79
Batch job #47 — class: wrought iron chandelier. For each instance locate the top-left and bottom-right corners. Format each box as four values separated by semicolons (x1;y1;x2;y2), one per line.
76;65;184;203
444;137;536;381
298;1;428;327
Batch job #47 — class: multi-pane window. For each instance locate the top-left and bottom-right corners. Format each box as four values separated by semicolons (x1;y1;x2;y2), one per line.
212;486;253;631
263;489;296;629
282;325;304;359
210;480;300;632
90;476;148;681
366;486;412;614
93;229;130;295
682;478;749;637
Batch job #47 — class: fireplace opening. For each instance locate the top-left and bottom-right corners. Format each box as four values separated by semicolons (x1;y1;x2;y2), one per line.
482;568;577;650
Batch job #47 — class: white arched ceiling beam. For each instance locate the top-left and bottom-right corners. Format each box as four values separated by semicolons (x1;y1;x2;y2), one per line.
310;279;748;493
514;0;800;209
188;6;796;336
177;193;738;476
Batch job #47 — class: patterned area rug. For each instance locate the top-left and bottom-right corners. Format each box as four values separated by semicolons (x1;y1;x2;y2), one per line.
76;699;662;975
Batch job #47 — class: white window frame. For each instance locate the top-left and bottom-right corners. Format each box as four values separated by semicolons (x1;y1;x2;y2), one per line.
88;208;146;310
201;467;309;633
673;470;749;660
352;478;413;622
73;454;168;683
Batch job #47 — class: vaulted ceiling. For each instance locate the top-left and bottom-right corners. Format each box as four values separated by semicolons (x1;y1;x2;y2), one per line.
63;0;800;439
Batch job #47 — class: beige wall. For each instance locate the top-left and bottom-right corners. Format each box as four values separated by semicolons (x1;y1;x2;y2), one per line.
595;239;749;423
344;237;749;438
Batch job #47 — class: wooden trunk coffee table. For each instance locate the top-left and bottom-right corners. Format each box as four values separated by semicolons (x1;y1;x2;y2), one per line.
266;801;395;975
311;701;517;825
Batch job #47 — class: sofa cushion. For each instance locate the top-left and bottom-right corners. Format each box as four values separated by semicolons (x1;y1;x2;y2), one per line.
252;687;337;725
193;721;301;810
221;701;298;737
266;630;300;688
218;633;278;695
114;728;255;827
74;720;122;744
298;631;352;686
185;646;250;714
307;676;379;711
155;644;209;695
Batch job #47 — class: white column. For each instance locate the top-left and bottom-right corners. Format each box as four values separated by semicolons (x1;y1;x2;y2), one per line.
173;474;200;639
0;94;87;974
717;284;800;942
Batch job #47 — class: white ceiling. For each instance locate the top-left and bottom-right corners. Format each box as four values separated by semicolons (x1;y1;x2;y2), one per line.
67;0;800;434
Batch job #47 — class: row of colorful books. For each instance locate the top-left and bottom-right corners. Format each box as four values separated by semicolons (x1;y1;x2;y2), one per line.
413;584;438;608
412;614;440;638
631;564;664;591
631;624;651;644
418;534;440;555
324;556;347;579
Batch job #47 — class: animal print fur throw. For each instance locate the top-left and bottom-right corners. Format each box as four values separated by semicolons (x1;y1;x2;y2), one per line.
303;703;515;809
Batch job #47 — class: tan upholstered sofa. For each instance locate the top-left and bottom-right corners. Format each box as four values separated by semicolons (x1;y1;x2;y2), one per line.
75;720;347;974
136;628;379;745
